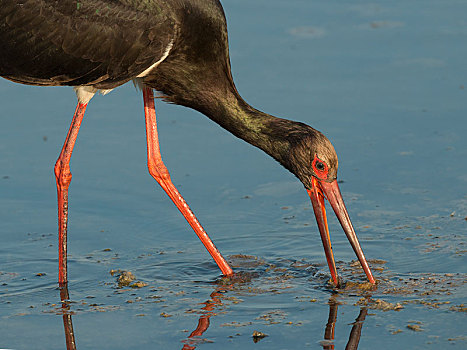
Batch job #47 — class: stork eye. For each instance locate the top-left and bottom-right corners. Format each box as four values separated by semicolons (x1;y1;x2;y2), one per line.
312;154;329;179
316;161;325;171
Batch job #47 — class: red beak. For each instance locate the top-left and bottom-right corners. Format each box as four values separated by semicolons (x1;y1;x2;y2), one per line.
307;177;375;286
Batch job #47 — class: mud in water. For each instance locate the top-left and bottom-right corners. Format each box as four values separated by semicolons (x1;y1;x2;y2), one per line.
1;0;466;349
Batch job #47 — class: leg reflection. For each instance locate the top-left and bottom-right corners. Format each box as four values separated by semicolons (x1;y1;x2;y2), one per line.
59;283;77;350
182;287;227;350
56;279;367;349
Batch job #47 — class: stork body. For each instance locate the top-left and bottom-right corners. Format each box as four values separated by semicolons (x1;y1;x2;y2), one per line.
0;0;375;285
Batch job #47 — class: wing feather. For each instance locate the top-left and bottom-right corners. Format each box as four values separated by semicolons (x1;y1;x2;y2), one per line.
0;0;176;88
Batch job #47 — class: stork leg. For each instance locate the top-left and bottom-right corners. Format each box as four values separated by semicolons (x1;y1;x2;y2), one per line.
54;103;87;284
142;87;233;276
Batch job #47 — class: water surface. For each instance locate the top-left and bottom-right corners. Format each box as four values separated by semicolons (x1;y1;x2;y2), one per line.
1;0;466;349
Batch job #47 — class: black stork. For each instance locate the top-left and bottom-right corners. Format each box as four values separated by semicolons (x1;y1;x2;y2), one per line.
0;0;375;286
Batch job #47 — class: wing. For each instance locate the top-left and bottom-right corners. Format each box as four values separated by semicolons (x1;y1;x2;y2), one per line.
0;0;176;88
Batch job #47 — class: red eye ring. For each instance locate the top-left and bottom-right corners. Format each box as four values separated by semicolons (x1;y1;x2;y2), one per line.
312;154;329;180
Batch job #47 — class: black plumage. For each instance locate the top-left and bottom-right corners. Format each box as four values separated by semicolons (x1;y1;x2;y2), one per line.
1;0;174;86
0;0;337;186
0;0;375;285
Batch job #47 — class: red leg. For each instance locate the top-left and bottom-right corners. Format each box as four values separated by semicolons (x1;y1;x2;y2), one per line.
54;103;87;284
142;87;233;276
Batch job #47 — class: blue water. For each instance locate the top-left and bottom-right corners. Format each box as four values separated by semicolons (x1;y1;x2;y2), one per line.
1;1;466;349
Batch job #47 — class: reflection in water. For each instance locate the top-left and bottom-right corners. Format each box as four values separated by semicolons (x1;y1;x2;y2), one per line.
181;286;229;350
322;298;367;350
180;279;369;349
323;299;338;348
57;281;367;350
346;308;367;350
59;284;77;350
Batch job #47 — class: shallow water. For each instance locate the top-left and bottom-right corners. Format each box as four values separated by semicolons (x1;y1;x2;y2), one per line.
1;0;466;349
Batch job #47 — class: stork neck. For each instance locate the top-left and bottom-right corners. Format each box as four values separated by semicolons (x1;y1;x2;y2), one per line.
197;92;292;164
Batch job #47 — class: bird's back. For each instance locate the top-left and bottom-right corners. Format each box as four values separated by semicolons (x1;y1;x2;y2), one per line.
1;0;238;116
0;0;176;88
